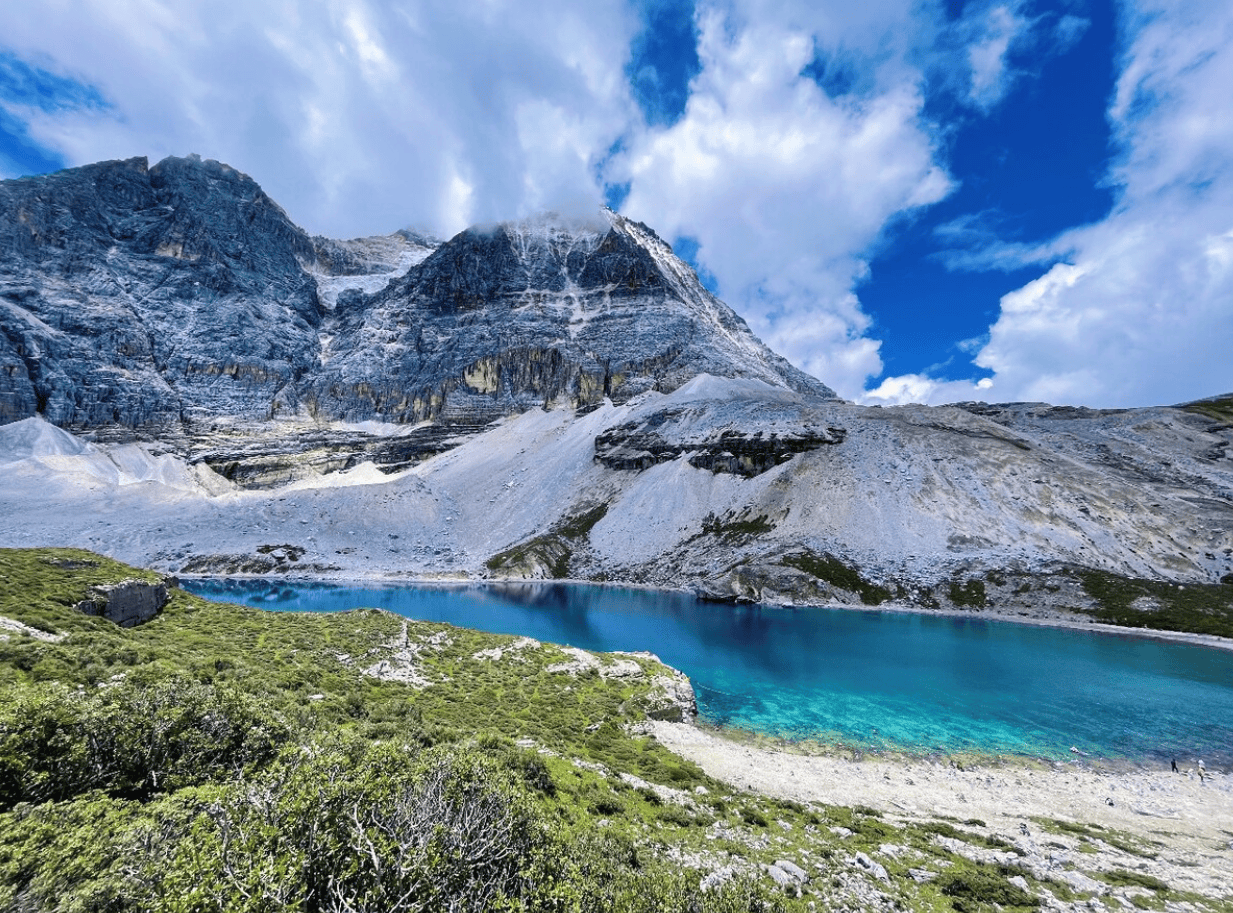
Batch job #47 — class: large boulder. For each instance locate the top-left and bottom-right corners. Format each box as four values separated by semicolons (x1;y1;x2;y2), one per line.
76;578;171;627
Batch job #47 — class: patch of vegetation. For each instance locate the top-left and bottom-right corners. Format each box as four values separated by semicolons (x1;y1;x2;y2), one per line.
1099;869;1170;892
555;503;609;539
1076;570;1233;639
948;578;988;609
700;511;776;543
935;867;1039;911
780;551;892;605
740;806;769;828
1181;394;1233;427
0;677;287;806
913;821;1018;854
1032;818;1161;858
824;805;897;840
485;503;610;578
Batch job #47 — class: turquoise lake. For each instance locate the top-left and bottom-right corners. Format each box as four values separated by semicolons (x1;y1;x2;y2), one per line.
183;579;1233;765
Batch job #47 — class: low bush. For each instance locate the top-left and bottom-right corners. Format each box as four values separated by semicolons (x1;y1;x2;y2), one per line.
1099;869;1169;892
0;677;288;807
936;867;1038;911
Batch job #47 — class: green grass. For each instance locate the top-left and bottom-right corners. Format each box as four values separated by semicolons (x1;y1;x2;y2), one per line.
935;867;1039;911
1180;394;1233;426
1076;569;1233;639
1098;869;1170;892
912;821;1019;854
780;551;893;605
3;547;1227;913
1032;818;1161;858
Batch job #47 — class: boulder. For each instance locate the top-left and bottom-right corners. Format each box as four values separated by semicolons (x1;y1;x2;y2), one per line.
75;578;169;627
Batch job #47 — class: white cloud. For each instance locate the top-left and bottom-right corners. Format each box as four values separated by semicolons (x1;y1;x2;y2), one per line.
966;5;1031;111
871;0;1233;408
0;0;639;238
615;0;951;398
968;0;1233;407
861;372;992;406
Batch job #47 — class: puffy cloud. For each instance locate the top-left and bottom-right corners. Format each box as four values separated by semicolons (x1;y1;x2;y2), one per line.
0;0;639;238
974;0;1233;406
616;0;951;397
862;372;993;406
871;0;1233;408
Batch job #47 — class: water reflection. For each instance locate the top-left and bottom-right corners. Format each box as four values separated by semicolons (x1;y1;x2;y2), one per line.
183;578;1233;764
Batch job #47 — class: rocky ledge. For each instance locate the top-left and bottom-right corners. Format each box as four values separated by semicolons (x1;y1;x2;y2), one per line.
595;416;845;477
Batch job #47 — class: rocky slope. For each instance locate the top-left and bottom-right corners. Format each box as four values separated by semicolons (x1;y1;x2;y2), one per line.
1;157;1231;622
0;383;1229;629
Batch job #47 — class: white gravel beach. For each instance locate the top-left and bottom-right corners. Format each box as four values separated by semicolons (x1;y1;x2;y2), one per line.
648;719;1233;899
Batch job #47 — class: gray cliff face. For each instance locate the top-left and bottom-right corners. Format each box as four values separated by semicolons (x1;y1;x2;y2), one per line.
0;158;831;442
0;156;329;433
304;211;832;425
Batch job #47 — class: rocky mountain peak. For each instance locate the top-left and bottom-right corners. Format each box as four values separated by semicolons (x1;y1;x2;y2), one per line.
0;155;833;442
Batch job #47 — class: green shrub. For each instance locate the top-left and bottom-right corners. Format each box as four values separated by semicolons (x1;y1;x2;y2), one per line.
656;803;698;827
936;868;1038;910
1099;869;1169;892
1078;570;1233;638
146;741;546;913
949;578;988;609
780;552;892;605
0;677;288;807
740;806;769;827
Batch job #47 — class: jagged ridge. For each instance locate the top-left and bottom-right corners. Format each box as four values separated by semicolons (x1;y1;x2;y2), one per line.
0;157;833;442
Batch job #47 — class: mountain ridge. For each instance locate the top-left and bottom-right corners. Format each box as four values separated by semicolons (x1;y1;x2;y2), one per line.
0;155;832;442
0;156;1231;624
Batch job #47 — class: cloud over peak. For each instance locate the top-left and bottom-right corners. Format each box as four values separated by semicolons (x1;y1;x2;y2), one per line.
1;0;1230;409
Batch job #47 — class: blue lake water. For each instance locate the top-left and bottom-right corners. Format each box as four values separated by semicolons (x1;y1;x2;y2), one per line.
183;578;1233;765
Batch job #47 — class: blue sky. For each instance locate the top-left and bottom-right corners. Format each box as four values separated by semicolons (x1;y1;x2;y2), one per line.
1;0;1230;408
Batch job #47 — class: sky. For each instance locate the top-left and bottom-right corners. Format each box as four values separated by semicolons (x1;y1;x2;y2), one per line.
1;0;1230;409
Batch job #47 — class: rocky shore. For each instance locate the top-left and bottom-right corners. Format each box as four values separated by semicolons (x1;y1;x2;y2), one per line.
647;718;1233;902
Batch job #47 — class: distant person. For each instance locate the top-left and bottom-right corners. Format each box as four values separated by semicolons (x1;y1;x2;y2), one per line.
1171;758;1178;773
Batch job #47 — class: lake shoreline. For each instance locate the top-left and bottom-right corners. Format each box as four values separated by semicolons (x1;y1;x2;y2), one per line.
765;596;1233;654
645;717;1233;897
180;570;1233;654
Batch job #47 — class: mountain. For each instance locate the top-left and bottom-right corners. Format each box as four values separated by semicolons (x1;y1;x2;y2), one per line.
0;156;829;442
1;156;1231;630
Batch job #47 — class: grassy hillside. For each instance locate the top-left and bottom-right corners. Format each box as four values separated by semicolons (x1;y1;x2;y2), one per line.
0;548;1226;912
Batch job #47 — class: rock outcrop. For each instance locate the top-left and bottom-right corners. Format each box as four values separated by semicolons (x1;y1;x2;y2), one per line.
595;417;845;476
301;211;832;428
75;578;171;627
